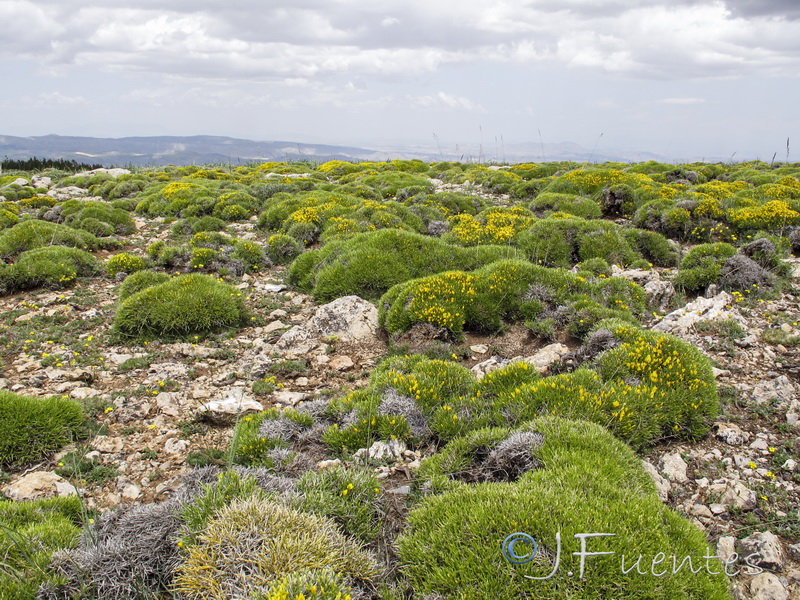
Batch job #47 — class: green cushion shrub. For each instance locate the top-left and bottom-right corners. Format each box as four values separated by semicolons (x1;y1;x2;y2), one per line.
379;259;644;337
0;391;84;469
529;192;602;219
0;220;100;258
60;199;135;235
266;233;302;264
118;269;171;301
112;273;248;339
288;229;519;301
674;243;736;293
295;465;382;543
398;417;732;600
3;246;100;292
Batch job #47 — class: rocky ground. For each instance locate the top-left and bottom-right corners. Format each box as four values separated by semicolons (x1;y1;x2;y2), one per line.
1;171;800;599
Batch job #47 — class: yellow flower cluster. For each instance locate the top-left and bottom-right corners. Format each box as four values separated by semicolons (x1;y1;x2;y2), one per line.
406;272;477;331
447;208;533;246
161;182;196;198
728;200;800;230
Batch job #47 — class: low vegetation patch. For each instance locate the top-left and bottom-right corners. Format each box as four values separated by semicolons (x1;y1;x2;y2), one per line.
112;273;248;339
0;391;85;469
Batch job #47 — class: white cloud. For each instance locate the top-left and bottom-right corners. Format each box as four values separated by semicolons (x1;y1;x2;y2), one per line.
409;92;483;111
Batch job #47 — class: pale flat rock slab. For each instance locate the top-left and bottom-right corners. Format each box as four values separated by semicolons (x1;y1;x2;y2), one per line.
198;392;264;424
4;471;77;501
740;531;785;572
652;291;740;335
275;325;315;355
273;390;309;406
91;435;124;454
749;573;788;600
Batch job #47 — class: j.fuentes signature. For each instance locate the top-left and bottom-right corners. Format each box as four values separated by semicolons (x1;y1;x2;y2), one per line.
501;532;763;580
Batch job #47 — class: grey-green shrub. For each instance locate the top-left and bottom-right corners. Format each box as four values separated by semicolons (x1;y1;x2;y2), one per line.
0;391;84;469
113;273;248;339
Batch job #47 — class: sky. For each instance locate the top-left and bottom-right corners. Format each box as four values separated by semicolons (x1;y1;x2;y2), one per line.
1;0;800;161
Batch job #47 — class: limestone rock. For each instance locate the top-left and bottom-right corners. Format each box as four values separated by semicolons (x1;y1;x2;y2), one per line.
715;422;748;446
642;460;671;501
749;573;788;600
658;451;689;483
91;435;124;454
522;343;570;374
709;480;757;511
652;291;739;335
275;325;315;355
198;390;263;424
471;356;511;379
354;439;407;463
739;531;784;572
273;390;309;406
644;279;675;312
3;471;77;501
751;376;796;405
329;355;355;371
717;536;737;561
307;296;379;343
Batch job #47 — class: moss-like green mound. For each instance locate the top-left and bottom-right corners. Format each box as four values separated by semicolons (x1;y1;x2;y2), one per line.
0;391;84;469
399;417;732;600
112;273;248;339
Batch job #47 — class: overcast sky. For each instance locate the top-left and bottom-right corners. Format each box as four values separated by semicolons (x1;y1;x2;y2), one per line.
2;0;800;160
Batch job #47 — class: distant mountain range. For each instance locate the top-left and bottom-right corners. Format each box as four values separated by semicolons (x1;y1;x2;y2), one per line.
0;134;671;167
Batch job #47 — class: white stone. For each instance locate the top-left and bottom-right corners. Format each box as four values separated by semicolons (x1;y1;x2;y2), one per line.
470;344;489;354
659;452;689;483
198;392;263;423
91;435;124;454
354;439;407;463
329;355;355;371
523;343;570;374
164;438;189;455
717;536;737;561
307;296;379;343
715;422;747;446
263;320;288;334
642;460;671;501
273;390;309;406
121;483;141;501
739;531;785;572
653;291;740;335
749;573;788;600
3;472;77;501
751;376;797;405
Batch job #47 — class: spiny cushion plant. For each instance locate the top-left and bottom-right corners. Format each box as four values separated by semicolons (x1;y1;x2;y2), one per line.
0;391;84;469
112;273;248;339
673;242;737;293
288;228;520;301
1;246;100;293
172;497;379;600
0;496;83;600
397;417;732;600
294;465;382;543
378;259;645;337
0;219;102;258
230;407;315;468
117;269;171;301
